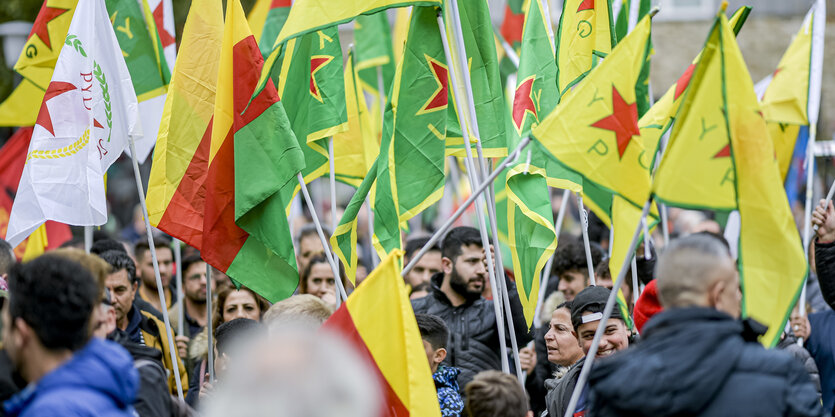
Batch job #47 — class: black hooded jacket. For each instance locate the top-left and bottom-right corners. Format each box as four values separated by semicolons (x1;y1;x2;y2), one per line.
412;272;532;392
586;307;823;417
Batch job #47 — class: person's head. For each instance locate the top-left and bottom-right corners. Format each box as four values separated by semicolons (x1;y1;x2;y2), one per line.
91;289;117;339
90;238;128;256
441;227;486;301
214;318;262;379
594;259;633;307
633;279;662;334
214;286;269;330
3;255;99;382
587;212;610;249
464;370;532;417
263;294;334;329
98;250;138;329
570;286;629;358
0;239;15;278
656;234;740;318
409;281;430;300
134;238;173;288
299;254;340;301
403;236;442;289
415;314;448;374
544;302;585;367
182;254;213;304
553;238;604;301
49;248;111;336
296;224;327;274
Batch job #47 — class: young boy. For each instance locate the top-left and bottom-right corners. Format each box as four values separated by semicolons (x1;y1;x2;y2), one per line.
416;314;464;417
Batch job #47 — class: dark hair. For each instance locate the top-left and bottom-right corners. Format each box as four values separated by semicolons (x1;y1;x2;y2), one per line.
594;259;633;293
299;254;345;294
441;227;482;261
7;255;98;351
134;237;172;263
98;250;138;285
410;281;430;295
464;370;528;417
404;236;439;263
415;314;448;350
552;237;604;279
214;318;261;356
295;224;330;247
0;239;14;276
180;253;204;276
587;211;610;246
213;286;270;330
90;238;127;256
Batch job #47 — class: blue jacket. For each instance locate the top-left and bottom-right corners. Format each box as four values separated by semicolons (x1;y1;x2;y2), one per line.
4;338;138;417
587;308;823;417
434;366;463;417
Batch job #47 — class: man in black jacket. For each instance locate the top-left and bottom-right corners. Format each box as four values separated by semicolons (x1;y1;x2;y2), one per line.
588;234;822;417
412;227;531;393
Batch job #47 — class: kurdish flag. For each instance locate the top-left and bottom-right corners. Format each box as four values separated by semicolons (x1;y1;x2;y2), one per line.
652;12;807;347
355;10;397;137
146;0;222;251
332;159;378;284
144;0;177;72
555;0;615;97
203;0;305;302
13;0;77;90
322;250;441;417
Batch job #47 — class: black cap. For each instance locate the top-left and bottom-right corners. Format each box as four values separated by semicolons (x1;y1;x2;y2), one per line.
570;286;623;330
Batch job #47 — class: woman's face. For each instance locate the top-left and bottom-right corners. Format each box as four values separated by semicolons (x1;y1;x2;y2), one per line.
304;262;335;300
222;290;261;323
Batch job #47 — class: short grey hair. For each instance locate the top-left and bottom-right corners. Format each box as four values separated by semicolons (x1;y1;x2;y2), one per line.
656;234;733;309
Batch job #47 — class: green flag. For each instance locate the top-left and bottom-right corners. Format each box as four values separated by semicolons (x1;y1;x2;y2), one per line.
354;10;397;143
257;0;292;58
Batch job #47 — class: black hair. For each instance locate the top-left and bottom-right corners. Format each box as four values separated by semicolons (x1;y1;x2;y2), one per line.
295;224;330;246
404;236;440;263
0;239;14;276
90;238;127;256
181;253;204;276
134;237;172;263
587;211;610;246
410;281;430;295
415;313;449;351
7;254;98;351
552;236;604;278
441;227;482;261
98;250;138;285
214;318;261;356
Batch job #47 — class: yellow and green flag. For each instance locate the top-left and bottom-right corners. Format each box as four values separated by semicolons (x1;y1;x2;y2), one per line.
652;12;807;347
555;0;615;97
354;10;397;140
250;0;292;58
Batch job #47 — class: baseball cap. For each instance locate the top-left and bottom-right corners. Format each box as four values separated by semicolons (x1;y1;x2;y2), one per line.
570;285;623;330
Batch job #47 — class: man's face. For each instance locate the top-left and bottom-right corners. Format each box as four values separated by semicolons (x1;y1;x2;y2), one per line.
298;234;324;273
105;269;136;328
446;244;486;300
575;316;629;358
1;301;17;367
91;304;117;339
138;248;173;288
558;270;588;301
405;251;442;288
184;261;213;303
544;308;584;366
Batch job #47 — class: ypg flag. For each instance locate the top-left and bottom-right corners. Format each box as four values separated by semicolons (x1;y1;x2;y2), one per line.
204;0;305;302
14;0;77;90
555;0;616;97
5;0;139;247
333;51;379;187
355;10;397;137
146;0;222;251
373;5;449;256
322;251;442;417
500;0;526;51
532;16;653;209
653;12;806;347
331;159;378;284
0;79;42;126
144;0;177;72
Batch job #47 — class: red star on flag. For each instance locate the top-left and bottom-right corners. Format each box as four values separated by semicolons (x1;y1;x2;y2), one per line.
512;77;536;132
577;0;594;12
591;86;640;159
418;57;449;114
309;55;333;102
152;3;176;48
35;81;77;136
674;63;695;101
713;144;731;159
28;4;70;50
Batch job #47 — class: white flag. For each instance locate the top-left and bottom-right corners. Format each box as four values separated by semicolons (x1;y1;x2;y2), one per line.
4;0;140;247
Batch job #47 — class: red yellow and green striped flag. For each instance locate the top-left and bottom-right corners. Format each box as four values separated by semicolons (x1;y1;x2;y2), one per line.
652;11;807;347
322;250;441;417
555;0;615;97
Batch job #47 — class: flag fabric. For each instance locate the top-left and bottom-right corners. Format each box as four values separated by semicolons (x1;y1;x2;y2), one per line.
392;7;411;61
14;0;78;90
108;0;171;162
652;12;807;347
555;0;615;97
5;0;139;247
331;159;378;284
203;0;305;303
500;0;526;51
0;80;42;126
145;0;223;251
0;127;72;259
322;250;442;417
143;0;177;72
355;10;397;137
333;51;379;187
611;0;652;116
252;0;292;58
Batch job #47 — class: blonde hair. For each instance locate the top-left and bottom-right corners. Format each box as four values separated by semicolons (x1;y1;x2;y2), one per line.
263;294;333;327
49;248;110;295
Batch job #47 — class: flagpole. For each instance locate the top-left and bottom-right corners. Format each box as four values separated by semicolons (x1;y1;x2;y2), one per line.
128;136;184;401
206;263;214;382
438;12;510;376
564;199;652;417
533;188;571;329
174;238;184;337
403;136;530;277
84;226;93;253
631;255;639;306
577;193;597;286
297;173;348;304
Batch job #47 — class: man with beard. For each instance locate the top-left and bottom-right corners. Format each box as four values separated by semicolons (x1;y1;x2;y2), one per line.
412;227;531;393
169;254;214;358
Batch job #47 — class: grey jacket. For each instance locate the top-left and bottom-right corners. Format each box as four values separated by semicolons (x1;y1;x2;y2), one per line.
543;357;584;417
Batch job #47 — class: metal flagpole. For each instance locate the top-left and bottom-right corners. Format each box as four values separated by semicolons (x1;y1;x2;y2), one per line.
631;256;639;306
84;226;93;253
437;12;509;374
206;264;214;382
403;136;531;277
297;173;348;304
577;194;597;286
564;200;652;417
174;239;184;336
128;136;185;400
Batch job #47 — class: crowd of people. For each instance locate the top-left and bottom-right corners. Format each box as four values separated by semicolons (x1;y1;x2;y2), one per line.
0;199;833;416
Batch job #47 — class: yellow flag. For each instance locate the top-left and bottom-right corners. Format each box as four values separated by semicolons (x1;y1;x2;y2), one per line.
332;51;379;187
247;0;271;43
21;224;48;262
0;79;42;126
760;7;814;125
532;16;653;208
555;0;615;96
653;13;806;347
15;0;78;89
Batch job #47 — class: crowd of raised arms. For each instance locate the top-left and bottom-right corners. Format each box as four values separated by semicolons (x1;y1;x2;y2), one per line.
0;198;832;417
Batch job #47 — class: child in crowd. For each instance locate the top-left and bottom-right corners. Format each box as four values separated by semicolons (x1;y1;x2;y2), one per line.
416;314;464;417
